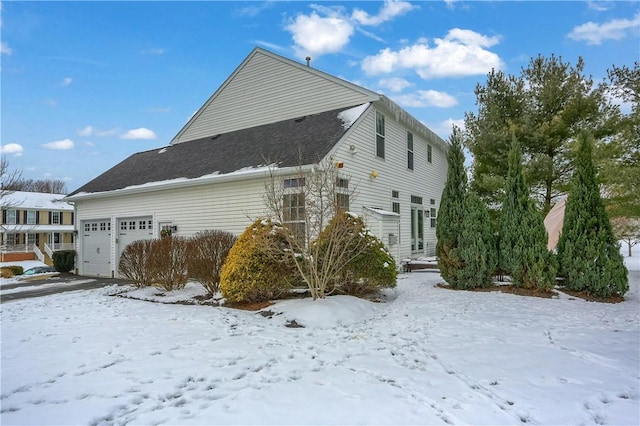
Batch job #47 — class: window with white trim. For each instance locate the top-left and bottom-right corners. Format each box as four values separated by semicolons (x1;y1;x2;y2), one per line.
26;210;37;225
407;131;414;170
376;111;385;159
427;144;433;163
51;211;61;224
6;210;16;224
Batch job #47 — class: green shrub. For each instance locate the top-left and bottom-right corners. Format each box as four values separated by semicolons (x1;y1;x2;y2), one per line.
220;219;298;304
8;265;24;275
1;266;21;278
52;250;76;273
317;213;397;296
187;230;237;296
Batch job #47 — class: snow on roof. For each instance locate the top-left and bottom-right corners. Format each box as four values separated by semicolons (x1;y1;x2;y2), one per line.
337;103;370;129
364;206;400;217
2;191;73;210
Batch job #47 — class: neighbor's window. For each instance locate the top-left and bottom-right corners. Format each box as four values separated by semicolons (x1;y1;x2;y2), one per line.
6;209;17;224
51;211;60;225
336;193;350;212
26;210;37;225
427;144;433;163
407;131;414;170
376;111;385;159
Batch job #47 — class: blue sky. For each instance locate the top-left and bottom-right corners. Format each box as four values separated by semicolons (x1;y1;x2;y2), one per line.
1;1;639;192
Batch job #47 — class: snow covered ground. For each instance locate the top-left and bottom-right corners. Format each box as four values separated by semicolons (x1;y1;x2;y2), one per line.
1;250;639;425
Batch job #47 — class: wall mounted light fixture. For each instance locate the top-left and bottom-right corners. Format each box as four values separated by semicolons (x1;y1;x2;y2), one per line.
370;170;379;179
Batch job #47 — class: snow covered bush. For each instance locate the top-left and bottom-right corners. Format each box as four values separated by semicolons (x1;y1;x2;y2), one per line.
187;230;237;297
52;250;75;273
220;219;299;304
119;240;154;287
147;236;189;291
316;212;396;296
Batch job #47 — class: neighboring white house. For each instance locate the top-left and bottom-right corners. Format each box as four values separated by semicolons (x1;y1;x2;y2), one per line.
66;47;449;278
1;191;75;265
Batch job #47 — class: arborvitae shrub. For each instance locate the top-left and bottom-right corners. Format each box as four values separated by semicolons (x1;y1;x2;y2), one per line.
500;138;557;290
119;240;154;287
557;133;628;297
187;230;237;296
148;236;189;291
52;250;75;273
454;193;497;289
220;219;299;304
9;265;24;275
317;213;397;296
436;126;467;286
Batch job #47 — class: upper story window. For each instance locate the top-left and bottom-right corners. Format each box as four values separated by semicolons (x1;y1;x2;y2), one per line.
392;202;400;214
336;178;349;189
51;211;60;225
407;131;414;170
26;210;37;225
375;111;385;159
427;144;433;163
392;190;399;199
411;195;423;205
284;177;306;188
5;209;17;224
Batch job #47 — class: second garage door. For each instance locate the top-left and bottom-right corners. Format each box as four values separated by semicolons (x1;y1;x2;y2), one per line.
116;217;154;276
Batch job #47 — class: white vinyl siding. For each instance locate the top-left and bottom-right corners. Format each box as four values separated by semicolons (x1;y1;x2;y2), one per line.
174;50;375;144
328;104;448;260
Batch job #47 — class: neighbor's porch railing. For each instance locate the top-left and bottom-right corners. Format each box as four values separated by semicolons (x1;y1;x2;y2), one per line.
32;244;45;263
44;242;75;258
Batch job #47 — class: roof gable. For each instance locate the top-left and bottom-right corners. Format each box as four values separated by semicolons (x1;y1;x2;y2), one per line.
171;47;379;144
69;104;368;196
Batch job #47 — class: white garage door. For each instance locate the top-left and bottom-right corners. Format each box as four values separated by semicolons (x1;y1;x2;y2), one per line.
117;217;154;276
82;220;111;277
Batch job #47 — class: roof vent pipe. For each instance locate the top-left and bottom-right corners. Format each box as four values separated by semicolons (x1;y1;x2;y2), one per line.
306;56;311;67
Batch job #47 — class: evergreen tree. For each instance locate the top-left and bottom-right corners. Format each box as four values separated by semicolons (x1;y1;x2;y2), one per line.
557;132;628;297
500;138;557;290
436;126;467;286
455;192;497;289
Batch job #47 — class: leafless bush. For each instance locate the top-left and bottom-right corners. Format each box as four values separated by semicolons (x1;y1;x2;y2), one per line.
187;230;237;296
119;240;154;287
148;236;189;291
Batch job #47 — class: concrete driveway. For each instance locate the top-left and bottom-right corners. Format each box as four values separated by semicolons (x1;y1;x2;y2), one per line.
1;274;129;303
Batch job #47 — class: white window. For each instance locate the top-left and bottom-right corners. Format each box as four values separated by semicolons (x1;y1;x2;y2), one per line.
26;210;37;225
427;144;433;163
6;210;16;224
376;111;385;159
407;131;414;170
52;211;61;224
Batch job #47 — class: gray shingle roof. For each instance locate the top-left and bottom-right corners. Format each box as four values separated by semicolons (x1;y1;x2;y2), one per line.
69;105;360;196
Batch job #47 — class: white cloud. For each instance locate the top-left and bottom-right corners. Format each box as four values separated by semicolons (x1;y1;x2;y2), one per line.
352;0;416;26
84;141;95;147
568;14;640;45
393;90;458;108
361;28;503;79
42;139;74;150
286;11;354;57
0;143;24;156
1;41;12;55
77;125;94;137
121;128;157;140
378;77;413;93
76;125;119;137
142;48;165;55
61;77;72;86
587;1;610;12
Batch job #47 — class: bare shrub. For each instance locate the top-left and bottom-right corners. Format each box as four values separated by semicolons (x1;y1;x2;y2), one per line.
148;236;189;291
187;230;237;296
119;240;154;287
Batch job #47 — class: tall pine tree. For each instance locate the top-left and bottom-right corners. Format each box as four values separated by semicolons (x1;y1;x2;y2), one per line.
557;132;628;297
455;192;497;289
436;126;467;287
500;138;557;290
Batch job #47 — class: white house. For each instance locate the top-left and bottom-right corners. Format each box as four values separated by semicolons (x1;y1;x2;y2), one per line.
66;47;449;278
1;191;75;264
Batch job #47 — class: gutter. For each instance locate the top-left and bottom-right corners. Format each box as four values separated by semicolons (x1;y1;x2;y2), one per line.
65;164;316;202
